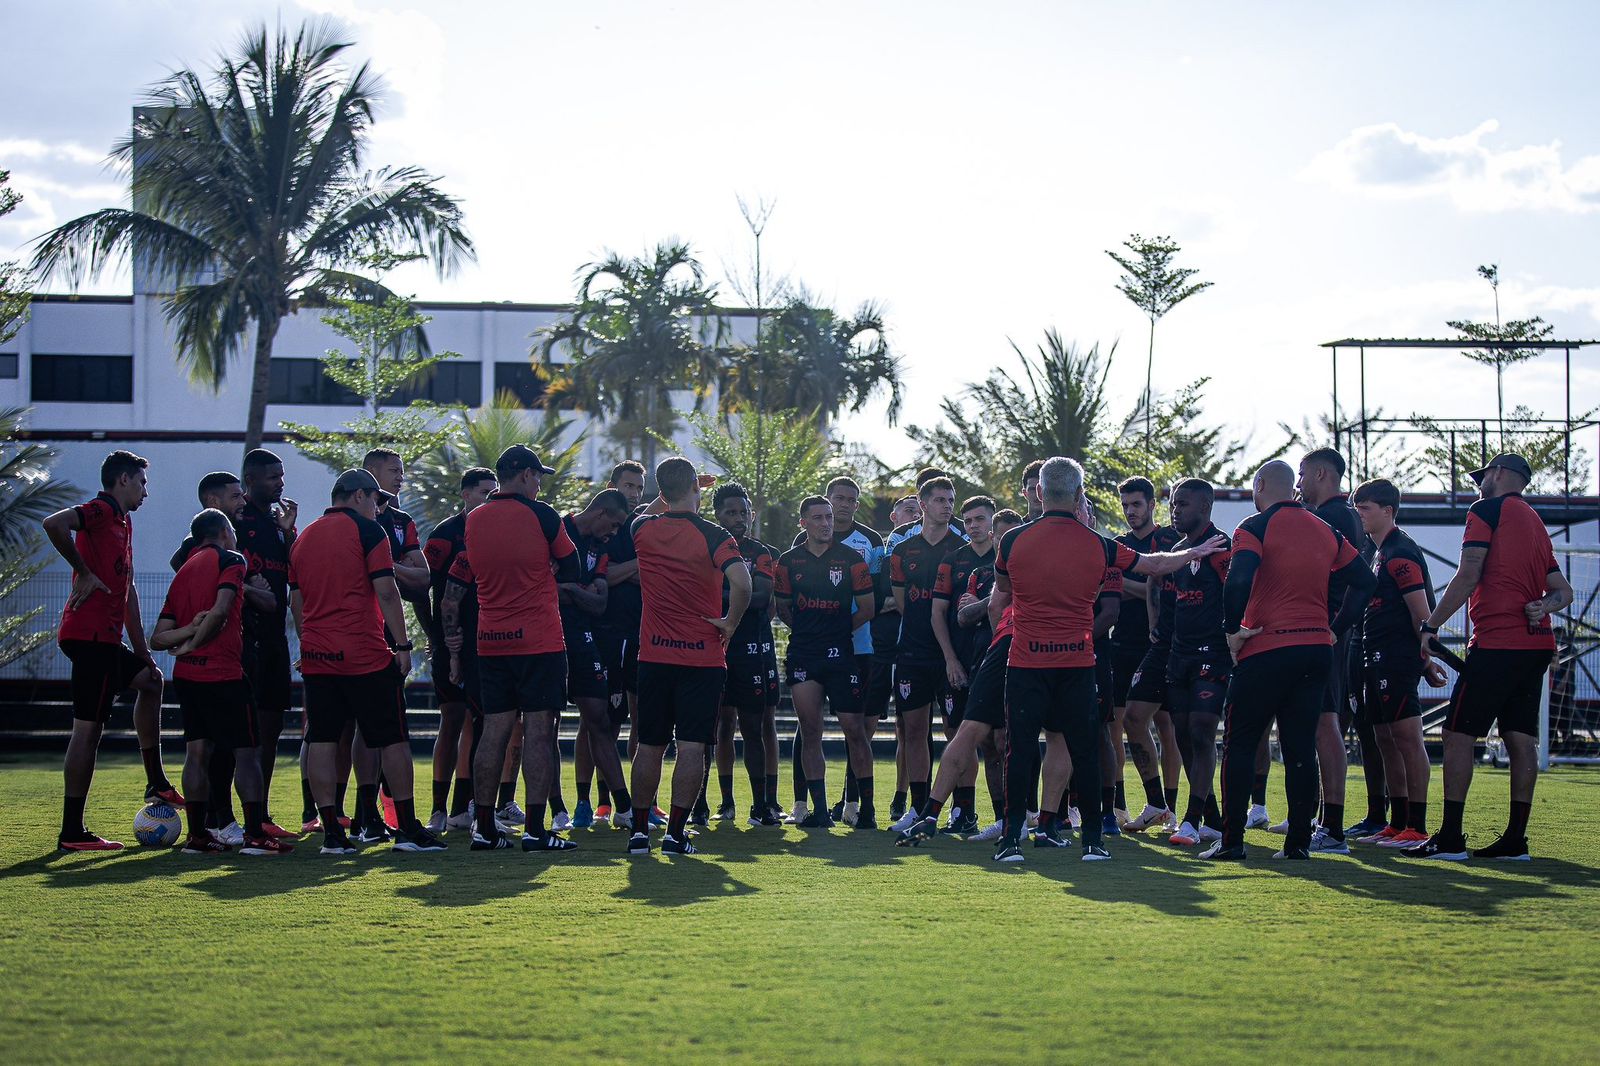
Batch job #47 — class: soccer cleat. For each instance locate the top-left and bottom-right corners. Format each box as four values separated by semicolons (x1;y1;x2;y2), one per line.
240;835;294;856
1123;804;1173;833
1268;818;1291;835
495;801;525;833
798;809;836;829
593;804;613;828
470;829;511;851
747;805;781;827
57;831;124;852
1344;816;1389;840
888;807;921;834
1169;821;1200;846
319;835;358;856
1112;807;1131;828
1272;847;1311;860
888;797;907;822
941;811;980;836
895;816;939;846
182;834;230;855
1198;825;1224;844
446;808;474;831
993;837;1024;863
212;821;245;848
1101;813;1122;837
784;802;809;826
1363;825;1401;845
853;807;879;831
1376;828;1430;848
301;817;323;833
1199;841;1247;861
354;822;392;844
145;784;185;806
1246;804;1271;830
1308;828;1351;855
1162;810;1181;834
627;832;651;855
830;799;847;822
1472;833;1531;861
1082;844;1111;861
1032;825;1073;848
1400;835;1469;861
661;832;698;855
1065;808;1080;830
523;832;579;852
393;826;447;852
971;820;1004;842
426;810;447;835
260;821;295;840
572;799;595;829
715;801;737;822
689;807;710;828
552;811;574;832
841;800;860;827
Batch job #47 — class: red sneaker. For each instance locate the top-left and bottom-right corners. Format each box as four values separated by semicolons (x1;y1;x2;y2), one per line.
240;835;295;856
146;784;185;806
381;794;398;831
260;821;296;839
301;817;323;833
337;814;352;829
181;835;230;855
58;832;124;852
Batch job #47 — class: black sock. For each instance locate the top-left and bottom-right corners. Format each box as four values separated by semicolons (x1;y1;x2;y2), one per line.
1204;793;1223;830
667;804;688;839
791;738;806;802
1441;799;1465;840
497;780;515;808
1183;795;1204;827
987;769;1006;822
859;778;874;812
62;795;87;837
923;796;945;819
1408;800;1428;832
141;745;167;789
476;801;498;839
1163;785;1179;813
319;804;345;843
243;800;266;838
719;773;735;807
527;802;546;837
746;766;764;807
808;778;828;813
395;798;419;834
954;785;976;818
1142;775;1164;810
1507;799;1532;839
1323;803;1344;840
611;785;632;813
184;800;207;839
1389;795;1408;831
577;779;592;805
765;774;779;810
1114;779;1128;811
451;777;473;815
300;778;316;821
696;757;712;813
597;782;611;810
892;789;907;812
1367;789;1389;825
1251;772;1268;807
844;766;859;803
1100;786;1115;818
356;783;379;827
431;780;449;814
336;781;349;817
910;781;929;813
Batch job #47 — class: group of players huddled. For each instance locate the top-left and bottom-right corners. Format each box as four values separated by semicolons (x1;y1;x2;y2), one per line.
46;439;1572;864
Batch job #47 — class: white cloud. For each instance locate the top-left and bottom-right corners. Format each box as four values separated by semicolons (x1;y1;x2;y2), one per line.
1305;120;1600;214
0;138;104;166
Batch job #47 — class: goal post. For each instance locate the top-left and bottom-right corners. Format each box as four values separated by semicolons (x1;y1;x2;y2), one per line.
1543;543;1600;768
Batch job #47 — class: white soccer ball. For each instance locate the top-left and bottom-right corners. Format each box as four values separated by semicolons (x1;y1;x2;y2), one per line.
134;802;183;847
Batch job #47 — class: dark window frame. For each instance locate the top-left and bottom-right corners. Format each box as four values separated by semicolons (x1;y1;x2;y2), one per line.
30;353;133;403
268;357;483;407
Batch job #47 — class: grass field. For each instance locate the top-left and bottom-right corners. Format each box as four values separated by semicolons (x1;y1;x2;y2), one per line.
3;752;1598;1064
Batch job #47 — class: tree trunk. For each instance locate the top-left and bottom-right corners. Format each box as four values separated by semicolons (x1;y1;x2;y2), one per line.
244;314;281;457
1144;318;1156;455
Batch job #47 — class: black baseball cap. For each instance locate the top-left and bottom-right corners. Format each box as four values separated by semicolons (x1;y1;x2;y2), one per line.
331;468;395;505
1468;453;1533;485
496;445;557;477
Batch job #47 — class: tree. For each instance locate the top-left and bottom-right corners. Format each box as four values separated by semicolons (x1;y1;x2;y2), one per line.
1106;234;1212;452
1411;407;1593;495
279;294;461;473
0;172;28;347
1446;263;1554;444
29;19;474;456
539;240;727;476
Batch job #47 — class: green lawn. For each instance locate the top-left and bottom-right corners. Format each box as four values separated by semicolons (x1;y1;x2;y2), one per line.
3;752;1598;1064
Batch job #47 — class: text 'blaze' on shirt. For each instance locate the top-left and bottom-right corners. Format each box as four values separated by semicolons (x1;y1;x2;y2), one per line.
160;545;247;682
891;529;960;665
1165;525;1231;657
1462;493;1559;651
58;492;134;645
633;511;744;668
1230;501;1359;660
1112;525;1181;652
776;542;873;659
288;508;395;675
997;512;1138;669
450;492;577;657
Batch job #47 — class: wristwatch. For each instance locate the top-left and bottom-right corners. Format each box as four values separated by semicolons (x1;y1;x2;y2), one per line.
1419;624;1439;636
391;640;414;652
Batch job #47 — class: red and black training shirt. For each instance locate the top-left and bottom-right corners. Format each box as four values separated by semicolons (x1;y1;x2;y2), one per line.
996;511;1139;669
1362;526;1432;653
1112;525;1181;654
934;542;996;667
58;492;134;645
632;511;744;669
236;499;294;644
1162;524;1232;658
1461;493;1559;651
1225;501;1369;661
727;535;778;659
775;541;873;661
449;492;578;658
891;528;961;666
159;544;247;682
288;507;396;675
423;510;475;651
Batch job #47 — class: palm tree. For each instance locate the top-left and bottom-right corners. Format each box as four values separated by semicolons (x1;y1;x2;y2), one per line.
29;19;474;455
539;241;726;475
0;406;79;667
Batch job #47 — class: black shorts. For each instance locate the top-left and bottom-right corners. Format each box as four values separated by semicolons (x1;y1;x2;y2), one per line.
943;684;969;731
1110;643;1147;707
303;664;409;747
60;640;151;723
1126;645;1170;706
723;652;770;715
1095;652;1115;723
964;636;1010;730
595;631;629;725
893;660;945;715
1445;647;1551;738
1005;664;1098;735
636;661;725;745
1323;629;1358;720
242;633;292;714
564;628;609;701
431;642;472;705
1360;646;1423;724
175;677;257;748
863;653;895;718
1165;650;1230;718
787;652;864;716
620;636;640;694
479;651;567;715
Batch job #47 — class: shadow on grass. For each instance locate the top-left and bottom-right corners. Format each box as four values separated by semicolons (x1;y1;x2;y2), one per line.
613;848;758;907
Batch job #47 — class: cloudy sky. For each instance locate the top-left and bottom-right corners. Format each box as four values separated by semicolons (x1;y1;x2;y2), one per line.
4;1;1598;481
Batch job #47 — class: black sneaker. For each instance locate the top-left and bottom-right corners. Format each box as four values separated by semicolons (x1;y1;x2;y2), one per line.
1082;844;1111;861
354;821;392;844
627;832;651;855
393;825;446;852
470;829;511;851
854;806;878;831
1032;825;1072;848
661;832;697;855
941;812;980;836
523;831;579;852
1401;834;1469;861
689;806;710;828
319;834;357;856
993;836;1024;863
715;801;737;821
1272;847;1311;860
1199;841;1247;861
798;810;836;829
889;799;907;822
1472;833;1530;861
747;806;780;827
895;816;938;847
830;799;847;822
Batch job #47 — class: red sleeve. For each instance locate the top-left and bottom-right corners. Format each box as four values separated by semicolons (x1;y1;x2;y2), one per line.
1330;533;1358;571
593;553;609;579
1387;557;1424;594
401;519;420;555
1209;550;1232;582
423;536;452;574
1463;506;1494;550
933;562;955;601
446;552;474;586
219;560;246;594
76;499;112;534
754;549;776;581
851;561;872;595
891;549;907;587
774;562;792;598
157;589;176;622
366;534;395;580
1110;539;1139;572
1232;523;1263;558
711;534;742;572
1100;566;1124;598
550;522;577;561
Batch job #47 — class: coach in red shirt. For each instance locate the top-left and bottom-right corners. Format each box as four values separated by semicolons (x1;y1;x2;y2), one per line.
1407;454;1573;861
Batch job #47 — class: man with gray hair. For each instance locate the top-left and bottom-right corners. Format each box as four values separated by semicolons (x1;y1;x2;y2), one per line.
991;457;1223;863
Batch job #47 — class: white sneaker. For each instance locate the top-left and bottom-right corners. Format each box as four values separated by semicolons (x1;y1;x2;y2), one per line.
1066;807;1081;830
1198;824;1223;844
1124;804;1172;832
785;802;808;826
212;821;244;847
1026;810;1041;830
1112;807;1131;828
1268;818;1291;835
496;800;526;830
971;820;1004;842
889;807;922;833
842;801;860;827
551;811;573;832
944;806;964;830
1308;827;1351;855
426;810;447;835
1246;804;1270;830
1161;810;1180;833
1169;821;1200;846
446;807;474;831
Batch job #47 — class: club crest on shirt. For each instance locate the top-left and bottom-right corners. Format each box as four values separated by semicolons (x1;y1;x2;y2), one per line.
794;667;808;682
586;550;599;572
1189;559;1200;575
829;565;843;586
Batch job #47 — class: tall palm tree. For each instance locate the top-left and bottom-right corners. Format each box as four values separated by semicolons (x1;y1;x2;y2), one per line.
538;240;726;474
0;406;79;668
29;19;474;455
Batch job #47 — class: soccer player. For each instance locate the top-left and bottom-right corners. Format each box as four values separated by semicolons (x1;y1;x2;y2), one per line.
1020;459;1044;521
583;460;646;827
1407;454;1572;861
1351;478;1443;849
1154;480;1232;847
709;482;781;826
45;450;176;851
444;446;582;852
625;456;751;856
866;493;921;820
421;466;496;833
1295;447;1379;847
1112;477;1184;835
292;468;443;854
776;496;875;829
1202;459;1375;861
151;508;291;855
816;476;883;825
992;457;1220;862
888;476;961;831
929;495;998;833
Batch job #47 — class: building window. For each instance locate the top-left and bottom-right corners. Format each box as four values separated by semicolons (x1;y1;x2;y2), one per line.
493;361;547;408
390;360;482;407
31;354;133;403
0;353;17;379
269;357;482;406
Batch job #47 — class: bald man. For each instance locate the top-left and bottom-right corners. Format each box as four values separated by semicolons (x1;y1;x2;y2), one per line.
1202;461;1376;861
